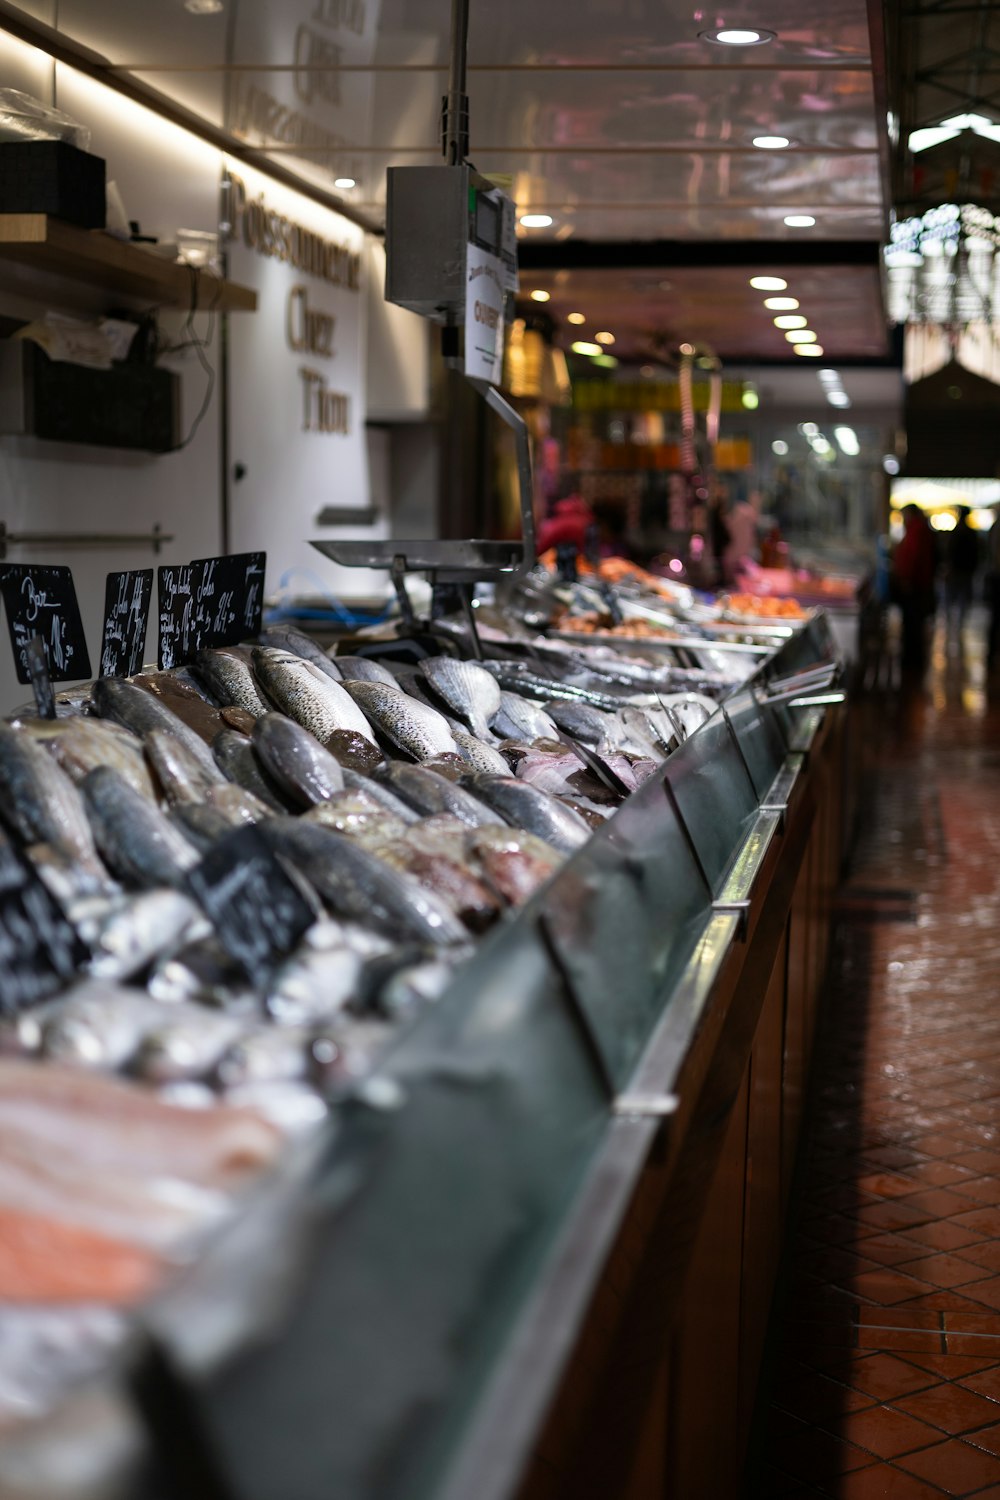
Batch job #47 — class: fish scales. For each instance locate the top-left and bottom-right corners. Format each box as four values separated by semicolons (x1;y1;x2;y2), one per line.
419;658;502;741
343;681;459;761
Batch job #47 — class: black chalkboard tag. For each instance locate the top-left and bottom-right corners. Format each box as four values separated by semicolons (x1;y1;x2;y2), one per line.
101;569;153;678
157;562;206;671
0;564;91;684
190;552;266;649
185;825;318;979
25;635;56;719
0;838;88;1013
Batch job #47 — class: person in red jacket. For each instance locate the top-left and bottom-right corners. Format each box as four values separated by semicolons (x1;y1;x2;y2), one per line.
892;505;937;675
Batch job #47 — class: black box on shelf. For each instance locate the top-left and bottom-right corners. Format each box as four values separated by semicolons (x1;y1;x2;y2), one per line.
0;343;179;453
0;141;106;228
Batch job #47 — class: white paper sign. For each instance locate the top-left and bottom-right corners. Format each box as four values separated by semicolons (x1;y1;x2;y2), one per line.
465;246;506;386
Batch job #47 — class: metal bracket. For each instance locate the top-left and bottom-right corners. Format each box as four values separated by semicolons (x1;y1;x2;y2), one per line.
613;1091;680;1119
0;520;173;561
711;897;753;939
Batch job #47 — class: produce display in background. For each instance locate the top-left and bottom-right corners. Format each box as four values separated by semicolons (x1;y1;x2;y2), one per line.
0;598;748;1429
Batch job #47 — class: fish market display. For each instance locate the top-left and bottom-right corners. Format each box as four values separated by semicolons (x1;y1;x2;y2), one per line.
0;583;762;1433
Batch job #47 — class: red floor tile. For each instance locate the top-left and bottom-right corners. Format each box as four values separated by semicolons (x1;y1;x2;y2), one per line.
955;1245;1000;1276
895;1221;986;1253
824;1354;940;1403
829;1463;954;1498
896;1435;1000;1492
831;1404;948;1459
893;1383;1000;1436
898;1256;995;1291
847;1271;940;1306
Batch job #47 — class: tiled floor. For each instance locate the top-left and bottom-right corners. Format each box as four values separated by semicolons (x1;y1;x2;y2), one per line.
750;611;1000;1498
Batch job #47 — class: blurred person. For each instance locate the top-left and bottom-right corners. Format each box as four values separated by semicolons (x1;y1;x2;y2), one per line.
536;488;594;555
892;504;937;676
944;506;978;631
987;513;1000;671
708;490;729;585
723;490;759;585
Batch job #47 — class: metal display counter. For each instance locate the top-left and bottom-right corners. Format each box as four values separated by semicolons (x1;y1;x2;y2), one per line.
123;615;847;1500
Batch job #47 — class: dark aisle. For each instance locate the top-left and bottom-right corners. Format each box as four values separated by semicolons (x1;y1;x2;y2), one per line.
749;613;1000;1499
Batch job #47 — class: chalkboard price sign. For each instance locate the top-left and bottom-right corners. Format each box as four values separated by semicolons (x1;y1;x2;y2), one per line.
101;569;153;678
25;636;56;719
157;563;203;671
186;824;317;979
0;839;87;1012
191;552;266;650
0;564;91;685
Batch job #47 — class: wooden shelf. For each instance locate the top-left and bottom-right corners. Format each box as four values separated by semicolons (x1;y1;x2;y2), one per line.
0;214;257;312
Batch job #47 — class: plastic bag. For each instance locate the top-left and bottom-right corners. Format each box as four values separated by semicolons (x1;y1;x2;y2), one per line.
0;89;90;151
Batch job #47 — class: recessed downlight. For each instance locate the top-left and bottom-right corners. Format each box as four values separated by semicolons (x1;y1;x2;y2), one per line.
699;26;775;46
774;314;808;329
567;312;586;325
796;344;824;357
595;331;615;345
530;289;551;302
785;329;818;343
827;391;852;408
570;341;602;356
764;296;799;310
334;176;356;190
519;213;553;228
750;276;788;291
784;214;815;227
753;136;791;150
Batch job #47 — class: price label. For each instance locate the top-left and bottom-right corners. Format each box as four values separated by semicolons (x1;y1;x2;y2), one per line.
0;565;91;685
101;569;153;678
157;562;204;671
185;824;317;979
0;839;87;1013
190;552;266;649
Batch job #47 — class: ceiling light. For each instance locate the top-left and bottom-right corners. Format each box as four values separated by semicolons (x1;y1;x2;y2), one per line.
764;297;799;310
753;136;790;150
519;213;553;228
570;341;602;356
772;439;789;456
750;276;787;291
784;215;815;227
699;26;775;45
640;364;655;377
334;176;356;190
796;344;824;356
567;312;586;325
800;423;818;436
774;314;808;329
679;342;695;355
827;391;851;408
185;0;223;11
742;387;760;410
909;112;1000;153
785;329;817;343
595;331;615;345
930;511;957;531
883;455;900;475
818;368;840;382
530;290;551;303
593;354;618;368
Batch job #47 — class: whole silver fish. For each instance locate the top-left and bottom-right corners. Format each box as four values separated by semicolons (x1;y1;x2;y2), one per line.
258;625;344;683
259;818;467;946
216;1025;316;1088
480;660;647;712
212;729;291;813
377;958;457;1020
145;727;227;805
82;766;200;889
340;766;420;823
195;647;270;717
28;717;157;801
420;657;501;740
134;1007;249;1083
251;714;345;806
459;773;592;855
304;792;409;849
657;692;718;739
171;802;237;851
492;691;560;743
450;729;511;776
0;723;107;881
469;825;563;906
92;677;219;778
621;707;672;759
544;700;624;753
202;783;271;826
89;889;205;980
343;681;458;760
148;937;257;1011
375;762;503;828
264;943;363;1026
332;656;398;686
40;982;170;1072
252;648;377;745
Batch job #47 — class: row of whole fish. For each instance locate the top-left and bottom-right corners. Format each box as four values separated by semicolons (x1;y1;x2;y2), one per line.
0;621;724;1391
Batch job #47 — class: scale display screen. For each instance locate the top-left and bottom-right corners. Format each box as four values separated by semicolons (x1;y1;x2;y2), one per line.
472;190;501;255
